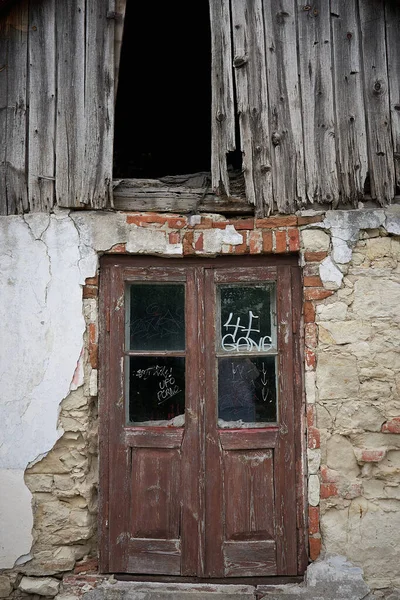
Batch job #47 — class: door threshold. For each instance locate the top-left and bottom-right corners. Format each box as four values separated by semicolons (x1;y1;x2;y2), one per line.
114;574;304;585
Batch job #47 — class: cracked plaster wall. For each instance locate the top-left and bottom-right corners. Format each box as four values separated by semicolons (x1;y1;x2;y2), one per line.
1;207;400;594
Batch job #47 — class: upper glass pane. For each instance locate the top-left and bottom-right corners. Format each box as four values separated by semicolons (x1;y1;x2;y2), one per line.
128;284;185;351
218;285;275;353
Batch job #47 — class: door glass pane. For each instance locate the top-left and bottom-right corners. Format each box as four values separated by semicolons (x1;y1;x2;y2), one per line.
128;356;185;424
129;284;185;351
219;285;275;353
218;356;276;425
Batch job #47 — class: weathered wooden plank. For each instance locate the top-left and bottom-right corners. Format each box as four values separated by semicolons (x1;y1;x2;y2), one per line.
223;540;276;577
359;0;395;204
330;0;368;205
219;429;278;450
55;0;85;207
209;0;235;196
123;428;184;449
0;14;8;215
28;0;56;212
84;0;114;208
126;539;181;575
297;1;339;205
4;0;29;214
263;0;306;212
385;0;400;193
114;0;127;103
231;0;273;215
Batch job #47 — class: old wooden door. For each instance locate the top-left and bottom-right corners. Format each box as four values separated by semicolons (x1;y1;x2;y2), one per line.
99;256;304;577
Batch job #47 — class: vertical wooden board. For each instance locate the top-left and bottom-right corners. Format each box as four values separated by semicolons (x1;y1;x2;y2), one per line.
224;449;275;541
263;0;306;212
181;267;205;576
84;0;114;208
28;0;56;212
275;266;297;575
0;15;8;215
297;1;339;205
331;0;368;205
231;0;273;215
5;0;29;214
55;0;85;207
209;0;235;196
385;0;400;192
359;0;395;204
130;448;181;539
114;0;127;103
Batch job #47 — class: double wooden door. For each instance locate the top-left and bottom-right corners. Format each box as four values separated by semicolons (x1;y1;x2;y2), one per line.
99;256;305;577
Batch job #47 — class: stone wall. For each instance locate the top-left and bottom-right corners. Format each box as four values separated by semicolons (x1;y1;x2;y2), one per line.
1;207;400;598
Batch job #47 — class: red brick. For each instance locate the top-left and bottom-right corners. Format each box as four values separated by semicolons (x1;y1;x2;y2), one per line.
305;323;317;348
308;506;320;535
360;449;386;463
256;215;297;228
233;233;249;254
341;481;363;500
108;243;126;253
169;232;180;244
382;417;400;433
288;228;300;252
304;251;328;262
297;214;325;225
194;233;204;252
74;557;99;574
321;465;340;483
304;276;323;287
126;214;165;226
320;482;339;499
83;285;97;299
305;348;316;370
193;217;213;229
304;288;334;301
88;323;97;344
232;218;255;230
183;232;195;255
303;263;320;277
304;301;316;323
309;536;321;561
275;230;287;253
308;426;320;449
89;343;98;369
249;231;262;254
262;230;273;253
85;275;98;286
307;405;315;428
165;216;186;229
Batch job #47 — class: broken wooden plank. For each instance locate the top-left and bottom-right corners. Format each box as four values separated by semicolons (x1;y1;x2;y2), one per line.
4;0;29;214
209;0;235;195
0;14;7;215
55;0;85;207
385;0;400;193
231;0;273;215
28;0;56;212
263;0;306;212
83;0;114;208
359;0;395;204
297;0;339;205
330;0;368;206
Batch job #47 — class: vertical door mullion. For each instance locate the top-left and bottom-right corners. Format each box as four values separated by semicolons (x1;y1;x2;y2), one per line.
275;265;297;574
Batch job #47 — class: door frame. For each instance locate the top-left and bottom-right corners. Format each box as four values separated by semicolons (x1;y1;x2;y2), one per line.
98;254;308;576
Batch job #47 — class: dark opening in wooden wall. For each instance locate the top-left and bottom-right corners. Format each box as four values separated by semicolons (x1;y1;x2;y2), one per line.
114;1;212;179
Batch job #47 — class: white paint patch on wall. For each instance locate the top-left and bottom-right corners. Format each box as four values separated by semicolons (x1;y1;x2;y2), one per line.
0;213;97;568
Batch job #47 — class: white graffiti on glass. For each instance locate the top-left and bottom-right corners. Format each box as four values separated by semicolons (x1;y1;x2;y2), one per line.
222;311;272;352
134;365;181;404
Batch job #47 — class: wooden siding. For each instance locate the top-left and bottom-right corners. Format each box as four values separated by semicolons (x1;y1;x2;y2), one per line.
0;0;114;214
211;0;400;215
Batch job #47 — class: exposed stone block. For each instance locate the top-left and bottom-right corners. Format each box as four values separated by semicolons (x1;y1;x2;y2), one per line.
19;576;60;596
317;353;359;400
301;230;330;252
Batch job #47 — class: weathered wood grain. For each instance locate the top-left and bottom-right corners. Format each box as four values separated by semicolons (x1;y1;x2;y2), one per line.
123;428;184;449
209;0;235;196
297;0;339;205
55;0;85;207
0;15;8;215
114;0;127;103
331;0;368;205
219;429;278;450
28;0;55;212
4;0;28;214
231;0;273;215
84;0;114;208
263;0;306;212
385;0;400;192
359;0;395;204
126;539;181;575
223;540;276;577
